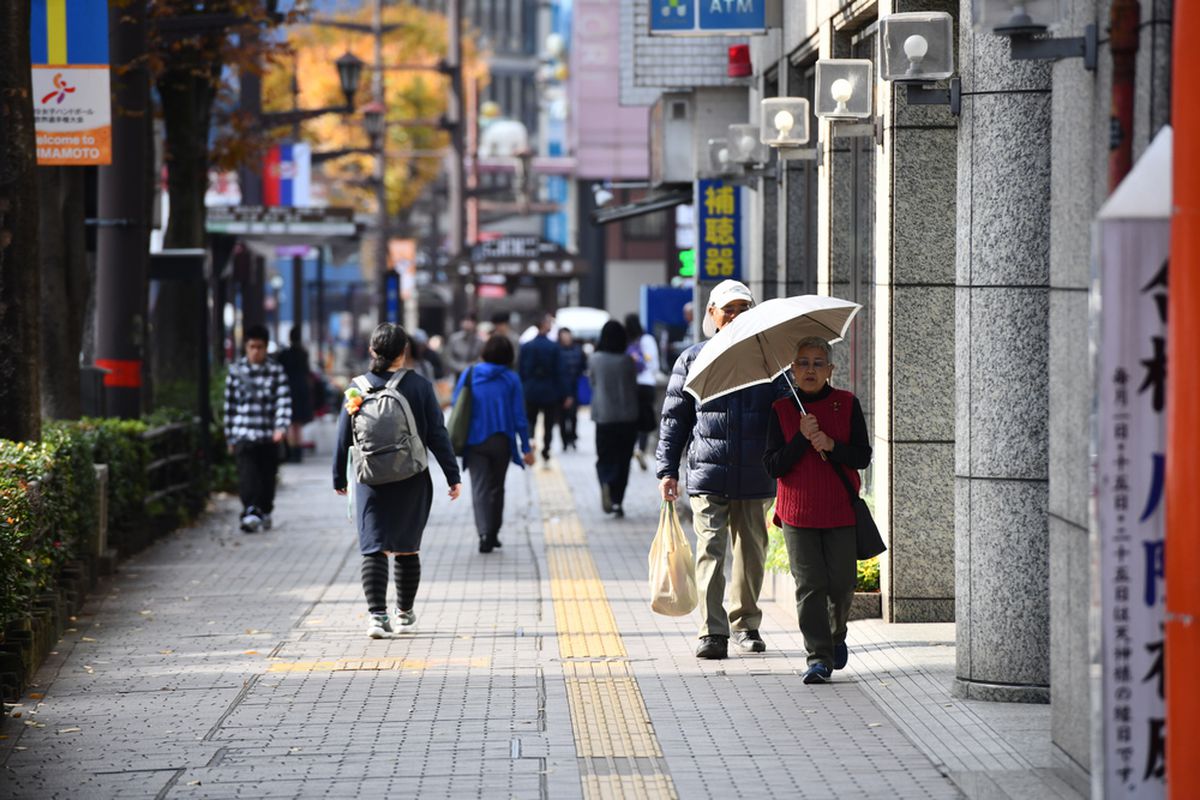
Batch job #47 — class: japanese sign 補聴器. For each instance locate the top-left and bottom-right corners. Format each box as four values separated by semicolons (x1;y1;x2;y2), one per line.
697;179;741;282
29;0;111;166
1096;216;1169;799
650;0;766;36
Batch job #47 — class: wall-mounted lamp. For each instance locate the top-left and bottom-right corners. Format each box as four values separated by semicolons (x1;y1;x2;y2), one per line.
815;60;873;121
972;0;1097;71
706;137;737;178
727;123;766;165
880;12;961;116
760;97;818;162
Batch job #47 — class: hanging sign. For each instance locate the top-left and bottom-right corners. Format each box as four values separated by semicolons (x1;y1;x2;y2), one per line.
29;0;112;165
696;179;741;281
650;0;767;36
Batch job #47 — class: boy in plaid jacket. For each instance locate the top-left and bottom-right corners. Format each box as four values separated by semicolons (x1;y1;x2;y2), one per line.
224;325;291;532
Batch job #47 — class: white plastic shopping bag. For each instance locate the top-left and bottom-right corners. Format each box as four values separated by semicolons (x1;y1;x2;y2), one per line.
649;501;698;616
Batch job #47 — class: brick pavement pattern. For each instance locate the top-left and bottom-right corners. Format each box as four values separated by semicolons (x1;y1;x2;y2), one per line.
0;413;1070;799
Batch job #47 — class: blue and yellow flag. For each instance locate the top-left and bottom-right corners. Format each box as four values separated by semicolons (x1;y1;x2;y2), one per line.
29;0;109;67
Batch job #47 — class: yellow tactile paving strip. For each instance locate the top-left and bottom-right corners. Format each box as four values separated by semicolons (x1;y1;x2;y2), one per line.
536;464;678;800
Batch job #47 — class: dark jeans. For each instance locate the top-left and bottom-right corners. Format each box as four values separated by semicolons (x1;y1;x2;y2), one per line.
595;421;638;504
236;440;279;514
526;401;558;459
466;433;511;543
783;524;857;668
559;400;579;447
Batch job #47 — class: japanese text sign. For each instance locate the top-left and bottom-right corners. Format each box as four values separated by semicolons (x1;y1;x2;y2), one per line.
650;0;766;36
29;0;111;165
697;180;741;282
1096;218;1169;799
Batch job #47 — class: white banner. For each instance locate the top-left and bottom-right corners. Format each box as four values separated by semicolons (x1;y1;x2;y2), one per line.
1096;218;1169;798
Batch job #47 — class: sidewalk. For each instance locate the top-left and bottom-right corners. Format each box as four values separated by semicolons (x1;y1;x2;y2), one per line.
0;414;1086;799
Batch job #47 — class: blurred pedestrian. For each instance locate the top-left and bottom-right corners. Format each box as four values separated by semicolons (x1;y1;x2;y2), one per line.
557;327;587;451
624;313;660;470
763;337;871;685
225;324;291;533
334;323;462;639
491;311;521;370
656;280;789;660
445;313;483;377
277;326;314;463
590;321;639;518
453;335;536;553
520;313;571;465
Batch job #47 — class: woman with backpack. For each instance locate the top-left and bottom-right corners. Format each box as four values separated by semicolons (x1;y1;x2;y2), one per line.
451;335;536;553
334;324;462;639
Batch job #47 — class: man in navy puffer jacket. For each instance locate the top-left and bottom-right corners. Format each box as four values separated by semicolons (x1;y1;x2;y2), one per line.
656;280;789;660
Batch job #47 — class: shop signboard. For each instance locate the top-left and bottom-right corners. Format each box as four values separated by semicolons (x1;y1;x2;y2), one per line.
650;0;767;36
696;179;741;282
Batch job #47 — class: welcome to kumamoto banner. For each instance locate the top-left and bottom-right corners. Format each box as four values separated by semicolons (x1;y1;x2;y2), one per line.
30;0;112;166
1096;217;1169;799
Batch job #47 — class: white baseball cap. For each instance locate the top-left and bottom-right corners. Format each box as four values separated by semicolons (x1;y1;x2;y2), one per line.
702;279;754;337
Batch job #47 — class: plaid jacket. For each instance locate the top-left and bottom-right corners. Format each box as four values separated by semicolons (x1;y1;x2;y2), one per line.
224;357;292;444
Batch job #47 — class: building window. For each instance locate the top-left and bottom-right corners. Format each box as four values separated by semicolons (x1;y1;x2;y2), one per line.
623;209;668;241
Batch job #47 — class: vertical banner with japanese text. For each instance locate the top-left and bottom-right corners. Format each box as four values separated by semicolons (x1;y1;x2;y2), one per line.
1096;218;1169;799
697;179;741;282
29;0;111;165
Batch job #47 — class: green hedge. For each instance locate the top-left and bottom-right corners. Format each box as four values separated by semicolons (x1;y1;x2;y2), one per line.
0;413;203;629
764;500;881;593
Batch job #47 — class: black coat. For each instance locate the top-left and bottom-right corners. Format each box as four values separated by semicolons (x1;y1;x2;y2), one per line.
334;370;461;554
654;341;789;500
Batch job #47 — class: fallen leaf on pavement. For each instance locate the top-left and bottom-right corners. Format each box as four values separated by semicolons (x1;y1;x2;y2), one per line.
57;728;81;734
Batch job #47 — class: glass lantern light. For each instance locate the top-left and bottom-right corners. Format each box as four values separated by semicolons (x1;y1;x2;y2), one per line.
706;138;736;176
759;98;811;147
727;123;766;165
880;12;955;82
814;59;873;121
971;0;1065;35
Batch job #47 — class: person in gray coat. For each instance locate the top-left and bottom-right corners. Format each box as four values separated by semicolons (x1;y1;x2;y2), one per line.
656;280;789;660
589;320;639;518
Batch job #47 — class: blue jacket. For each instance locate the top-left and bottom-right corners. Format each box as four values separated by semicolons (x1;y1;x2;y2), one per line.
655;341;790;499
519;335;570;405
452;362;532;466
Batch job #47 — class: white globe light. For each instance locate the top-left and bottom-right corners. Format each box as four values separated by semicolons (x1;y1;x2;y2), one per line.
717;147;730;165
738;134;757;159
903;33;929;61
773;109;795;137
830;78;853;105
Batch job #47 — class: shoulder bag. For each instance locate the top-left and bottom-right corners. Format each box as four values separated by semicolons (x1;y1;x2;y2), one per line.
828;458;886;561
447;366;474;456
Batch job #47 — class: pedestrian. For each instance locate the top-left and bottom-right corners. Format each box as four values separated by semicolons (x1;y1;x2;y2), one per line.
624;313;660;471
656;280;788;660
557;327;587;451
224;324;292;532
334;323;462;639
763;336;872;684
445;313;484;377
277;326;314;463
590;320;639;518
452;334;536;553
491;311;521;370
519;313;571;465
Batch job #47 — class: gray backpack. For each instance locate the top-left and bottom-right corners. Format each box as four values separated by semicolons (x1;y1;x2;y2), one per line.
349;371;429;485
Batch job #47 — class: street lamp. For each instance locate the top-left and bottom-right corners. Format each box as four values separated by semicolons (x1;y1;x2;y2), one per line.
361;100;386;146
336;51;366;107
972;0;1097;70
879;12;962;116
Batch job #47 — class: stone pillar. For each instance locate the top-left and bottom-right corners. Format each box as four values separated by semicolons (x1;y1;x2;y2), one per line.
953;2;1052;703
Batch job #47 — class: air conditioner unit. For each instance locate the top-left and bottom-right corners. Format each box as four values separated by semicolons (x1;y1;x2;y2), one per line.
650;92;694;187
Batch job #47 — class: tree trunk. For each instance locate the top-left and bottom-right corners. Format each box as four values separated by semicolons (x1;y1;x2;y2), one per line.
38;168;88;420
0;1;42;442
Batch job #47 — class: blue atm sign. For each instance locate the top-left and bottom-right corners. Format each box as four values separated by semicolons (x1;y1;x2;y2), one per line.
650;0;766;36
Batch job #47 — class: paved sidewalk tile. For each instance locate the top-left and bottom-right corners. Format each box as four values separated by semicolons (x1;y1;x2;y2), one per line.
0;412;1070;799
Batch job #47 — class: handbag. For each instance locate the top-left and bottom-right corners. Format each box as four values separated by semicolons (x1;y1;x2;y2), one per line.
648;501;699;616
828;459;886;561
446;366;474;456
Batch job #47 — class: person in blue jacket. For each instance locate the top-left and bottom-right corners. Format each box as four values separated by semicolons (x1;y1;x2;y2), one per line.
519;313;573;465
655;280;790;661
453;335;536;553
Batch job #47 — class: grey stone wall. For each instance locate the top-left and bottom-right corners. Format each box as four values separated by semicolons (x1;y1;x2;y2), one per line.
954;0;1053;703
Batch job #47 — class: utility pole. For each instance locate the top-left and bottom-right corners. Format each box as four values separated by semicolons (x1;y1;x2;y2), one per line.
373;0;390;327
447;0;469;324
94;0;150;419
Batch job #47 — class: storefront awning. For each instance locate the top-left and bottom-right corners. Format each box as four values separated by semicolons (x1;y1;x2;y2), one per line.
590;186;691;226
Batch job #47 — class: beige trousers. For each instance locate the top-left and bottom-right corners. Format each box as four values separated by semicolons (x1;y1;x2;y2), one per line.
689;495;771;638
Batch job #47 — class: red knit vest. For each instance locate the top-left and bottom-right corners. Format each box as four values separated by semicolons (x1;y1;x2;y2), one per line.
773;388;860;529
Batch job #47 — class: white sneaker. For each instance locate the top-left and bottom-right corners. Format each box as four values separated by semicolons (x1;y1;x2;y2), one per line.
366;612;392;639
394;609;417;634
239;512;262;533
260;513;272;530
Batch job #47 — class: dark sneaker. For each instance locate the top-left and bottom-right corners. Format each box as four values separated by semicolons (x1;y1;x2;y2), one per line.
733;630;767;653
695;635;728;660
834;643;848;670
612;505;624;519
260;513;273;531
479;536;494;554
802;663;832;684
601;483;613;513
